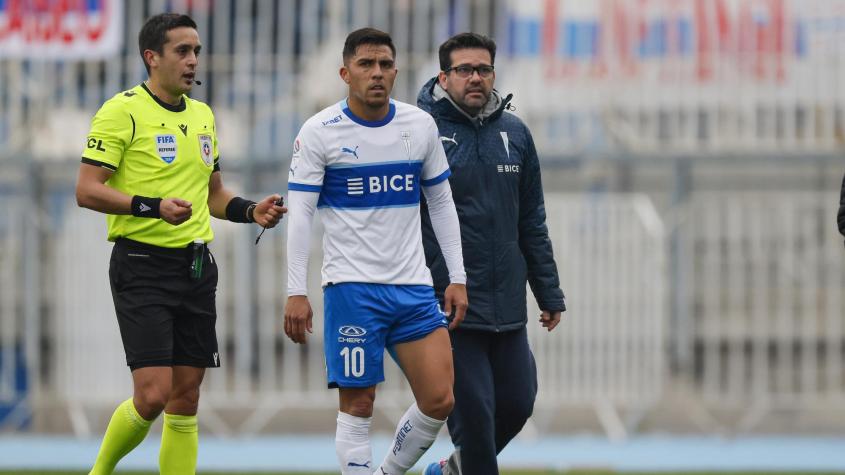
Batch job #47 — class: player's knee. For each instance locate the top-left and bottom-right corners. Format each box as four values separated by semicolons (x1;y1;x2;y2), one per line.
419;389;454;420
343;397;375;418
170;385;201;412
134;386;170;418
339;387;376;417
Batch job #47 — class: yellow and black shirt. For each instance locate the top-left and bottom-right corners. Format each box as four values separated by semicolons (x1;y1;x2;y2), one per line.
81;83;219;248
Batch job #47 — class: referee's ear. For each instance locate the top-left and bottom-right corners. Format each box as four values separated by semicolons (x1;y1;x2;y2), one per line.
143;49;159;73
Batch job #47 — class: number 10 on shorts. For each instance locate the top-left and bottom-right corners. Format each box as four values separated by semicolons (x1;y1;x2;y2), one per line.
341;346;365;377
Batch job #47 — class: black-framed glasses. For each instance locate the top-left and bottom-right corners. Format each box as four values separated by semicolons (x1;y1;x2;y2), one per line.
445;64;495;79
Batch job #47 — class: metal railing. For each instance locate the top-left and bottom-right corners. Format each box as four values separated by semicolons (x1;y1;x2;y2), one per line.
5;184;845;436
0;191;667;436
685;191;845;430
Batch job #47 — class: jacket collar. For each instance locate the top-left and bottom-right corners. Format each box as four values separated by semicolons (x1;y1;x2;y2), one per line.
417;76;512;126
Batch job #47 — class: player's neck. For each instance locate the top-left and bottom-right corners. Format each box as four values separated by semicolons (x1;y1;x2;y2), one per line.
144;79;182;106
346;97;390;122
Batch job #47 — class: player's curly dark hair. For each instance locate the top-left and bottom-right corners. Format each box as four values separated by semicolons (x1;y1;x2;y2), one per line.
438;32;497;71
342;28;396;63
138;13;197;74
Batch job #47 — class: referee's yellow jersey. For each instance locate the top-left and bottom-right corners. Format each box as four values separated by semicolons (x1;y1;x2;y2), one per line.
82;83;219;248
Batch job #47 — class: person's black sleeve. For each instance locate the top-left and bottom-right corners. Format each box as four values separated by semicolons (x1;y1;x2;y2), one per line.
518;125;566;312
838;172;845;243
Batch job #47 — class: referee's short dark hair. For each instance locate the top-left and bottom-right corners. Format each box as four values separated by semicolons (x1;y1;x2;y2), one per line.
139;13;198;74
439;33;497;71
343;28;396;64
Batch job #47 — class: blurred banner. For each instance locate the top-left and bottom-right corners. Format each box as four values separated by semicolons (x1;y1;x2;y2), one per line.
509;0;812;85
2;0;844;161
0;0;123;59
502;0;845;155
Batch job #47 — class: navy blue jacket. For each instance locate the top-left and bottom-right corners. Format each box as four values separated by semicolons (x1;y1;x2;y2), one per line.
418;77;566;332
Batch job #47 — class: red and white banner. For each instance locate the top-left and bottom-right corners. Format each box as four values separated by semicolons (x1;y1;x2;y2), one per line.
0;0;123;59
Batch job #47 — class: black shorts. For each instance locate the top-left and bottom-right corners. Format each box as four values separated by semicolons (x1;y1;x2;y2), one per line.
109;238;220;370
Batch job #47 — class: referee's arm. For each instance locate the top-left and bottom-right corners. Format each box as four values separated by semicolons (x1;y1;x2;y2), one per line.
207;171;236;219
76;162;192;225
76;163;132;214
207;171;286;227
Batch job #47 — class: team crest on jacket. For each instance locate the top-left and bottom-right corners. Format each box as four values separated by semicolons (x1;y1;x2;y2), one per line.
198;134;213;167
156;135;177;164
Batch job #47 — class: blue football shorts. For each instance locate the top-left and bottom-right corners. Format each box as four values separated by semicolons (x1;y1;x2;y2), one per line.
323;282;448;388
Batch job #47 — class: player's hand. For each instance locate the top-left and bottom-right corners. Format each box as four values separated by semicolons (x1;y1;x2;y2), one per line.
443;283;468;330
254;194;287;228
160;198;192;225
284;295;313;344
539;310;562;332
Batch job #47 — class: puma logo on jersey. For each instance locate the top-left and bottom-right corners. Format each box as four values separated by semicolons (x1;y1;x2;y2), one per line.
440;133;458;146
341;145;359;159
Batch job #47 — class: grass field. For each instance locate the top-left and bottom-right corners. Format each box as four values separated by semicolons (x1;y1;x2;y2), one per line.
6;472;845;475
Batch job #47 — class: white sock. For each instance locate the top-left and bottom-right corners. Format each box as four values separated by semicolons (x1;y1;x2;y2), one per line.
375;403;445;474
335;411;373;474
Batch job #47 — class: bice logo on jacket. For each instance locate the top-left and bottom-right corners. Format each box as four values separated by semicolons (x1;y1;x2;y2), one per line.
156;134;177;164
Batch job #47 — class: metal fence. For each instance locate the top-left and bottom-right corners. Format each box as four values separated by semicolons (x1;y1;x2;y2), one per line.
5;191;662;436
0;193;26;429
3;183;845;436
685;191;845;430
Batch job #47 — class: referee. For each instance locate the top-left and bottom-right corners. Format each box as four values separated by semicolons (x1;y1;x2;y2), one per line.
75;13;285;474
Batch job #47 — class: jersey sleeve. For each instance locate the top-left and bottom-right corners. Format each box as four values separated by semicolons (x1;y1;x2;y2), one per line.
420;115;451;187
287;121;326;193
81;98;132;171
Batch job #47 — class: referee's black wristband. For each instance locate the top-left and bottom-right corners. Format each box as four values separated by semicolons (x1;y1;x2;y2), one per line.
131;196;162;219
225;196;257;223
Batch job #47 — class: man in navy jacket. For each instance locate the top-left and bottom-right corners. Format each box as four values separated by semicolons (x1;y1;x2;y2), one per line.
419;33;566;475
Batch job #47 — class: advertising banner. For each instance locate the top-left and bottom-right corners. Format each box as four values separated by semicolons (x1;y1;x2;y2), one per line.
0;0;123;59
500;0;845;154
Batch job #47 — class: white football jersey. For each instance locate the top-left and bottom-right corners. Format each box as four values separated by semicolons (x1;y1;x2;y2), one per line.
288;98;451;287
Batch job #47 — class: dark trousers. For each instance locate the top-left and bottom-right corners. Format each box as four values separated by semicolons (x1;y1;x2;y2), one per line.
446;326;538;475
